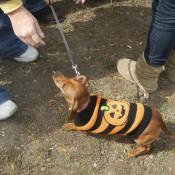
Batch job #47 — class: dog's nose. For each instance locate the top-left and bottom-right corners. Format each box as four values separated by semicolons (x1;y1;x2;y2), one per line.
52;70;60;75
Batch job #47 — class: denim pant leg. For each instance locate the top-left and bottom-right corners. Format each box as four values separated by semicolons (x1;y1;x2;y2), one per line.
0;88;10;104
23;0;47;12
144;0;175;66
0;10;28;58
0;0;47;58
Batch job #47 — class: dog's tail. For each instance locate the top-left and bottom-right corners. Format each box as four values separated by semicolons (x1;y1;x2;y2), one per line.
160;118;175;140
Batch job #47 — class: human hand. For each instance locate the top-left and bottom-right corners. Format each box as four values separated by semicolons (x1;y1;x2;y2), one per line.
74;0;86;4
8;6;45;48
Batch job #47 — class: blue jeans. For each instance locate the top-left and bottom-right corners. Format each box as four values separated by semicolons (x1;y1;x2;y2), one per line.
144;0;175;66
0;88;10;104
0;0;47;104
0;0;47;58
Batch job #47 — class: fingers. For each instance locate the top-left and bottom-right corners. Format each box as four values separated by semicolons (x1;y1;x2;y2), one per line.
21;31;45;48
30;20;45;47
75;0;81;4
35;20;45;39
31;34;45;47
24;20;45;48
26;38;36;47
74;0;86;4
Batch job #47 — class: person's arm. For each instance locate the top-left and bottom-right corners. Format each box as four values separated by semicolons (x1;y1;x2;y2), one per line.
0;0;45;47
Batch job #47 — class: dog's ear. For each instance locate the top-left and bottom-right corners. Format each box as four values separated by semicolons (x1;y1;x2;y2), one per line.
75;75;88;87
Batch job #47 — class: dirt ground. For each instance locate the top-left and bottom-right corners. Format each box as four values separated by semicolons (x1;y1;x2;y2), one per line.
0;0;175;175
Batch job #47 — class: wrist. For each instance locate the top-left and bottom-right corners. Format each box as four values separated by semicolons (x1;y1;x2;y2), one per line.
7;5;25;16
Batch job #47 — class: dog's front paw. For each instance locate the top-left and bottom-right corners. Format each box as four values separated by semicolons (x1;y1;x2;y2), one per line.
63;123;76;131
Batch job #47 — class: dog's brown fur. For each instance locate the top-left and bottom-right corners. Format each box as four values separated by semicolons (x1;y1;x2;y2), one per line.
52;72;173;157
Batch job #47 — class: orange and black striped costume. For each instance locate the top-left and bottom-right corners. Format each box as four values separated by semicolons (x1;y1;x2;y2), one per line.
75;95;152;137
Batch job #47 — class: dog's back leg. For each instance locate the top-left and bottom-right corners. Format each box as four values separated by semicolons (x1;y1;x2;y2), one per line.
128;117;162;157
128;144;150;158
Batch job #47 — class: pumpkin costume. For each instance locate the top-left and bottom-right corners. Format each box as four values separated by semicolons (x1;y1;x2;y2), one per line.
75;95;152;138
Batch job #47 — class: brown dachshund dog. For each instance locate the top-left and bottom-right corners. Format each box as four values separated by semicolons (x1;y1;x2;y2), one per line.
52;72;173;157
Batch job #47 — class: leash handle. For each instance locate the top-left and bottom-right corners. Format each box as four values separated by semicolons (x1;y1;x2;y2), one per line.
48;0;81;76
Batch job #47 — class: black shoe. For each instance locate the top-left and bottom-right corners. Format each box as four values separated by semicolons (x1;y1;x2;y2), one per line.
32;6;65;24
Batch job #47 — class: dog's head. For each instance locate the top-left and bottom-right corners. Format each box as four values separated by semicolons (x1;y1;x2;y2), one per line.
52;72;89;119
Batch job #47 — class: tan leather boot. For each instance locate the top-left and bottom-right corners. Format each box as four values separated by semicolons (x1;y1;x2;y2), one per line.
116;54;164;94
165;51;175;83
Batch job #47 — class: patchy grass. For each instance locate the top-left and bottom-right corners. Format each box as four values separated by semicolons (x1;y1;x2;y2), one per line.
1;1;175;175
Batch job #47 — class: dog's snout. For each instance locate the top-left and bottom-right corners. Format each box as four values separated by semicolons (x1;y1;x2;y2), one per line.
52;70;61;75
52;71;63;78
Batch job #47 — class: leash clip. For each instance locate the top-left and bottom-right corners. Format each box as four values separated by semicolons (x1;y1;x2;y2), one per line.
72;64;80;76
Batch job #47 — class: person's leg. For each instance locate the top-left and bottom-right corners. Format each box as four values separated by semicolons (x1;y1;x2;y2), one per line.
0;0;64;59
117;0;175;93
144;0;175;66
0;0;46;60
23;0;47;12
156;0;175;82
0;88;17;120
0;9;39;61
144;27;175;66
23;0;64;24
0;10;27;58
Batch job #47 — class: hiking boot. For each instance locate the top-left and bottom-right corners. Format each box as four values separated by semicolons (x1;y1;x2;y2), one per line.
116;54;164;94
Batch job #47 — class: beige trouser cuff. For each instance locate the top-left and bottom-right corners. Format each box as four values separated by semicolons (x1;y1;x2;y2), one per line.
0;0;23;14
